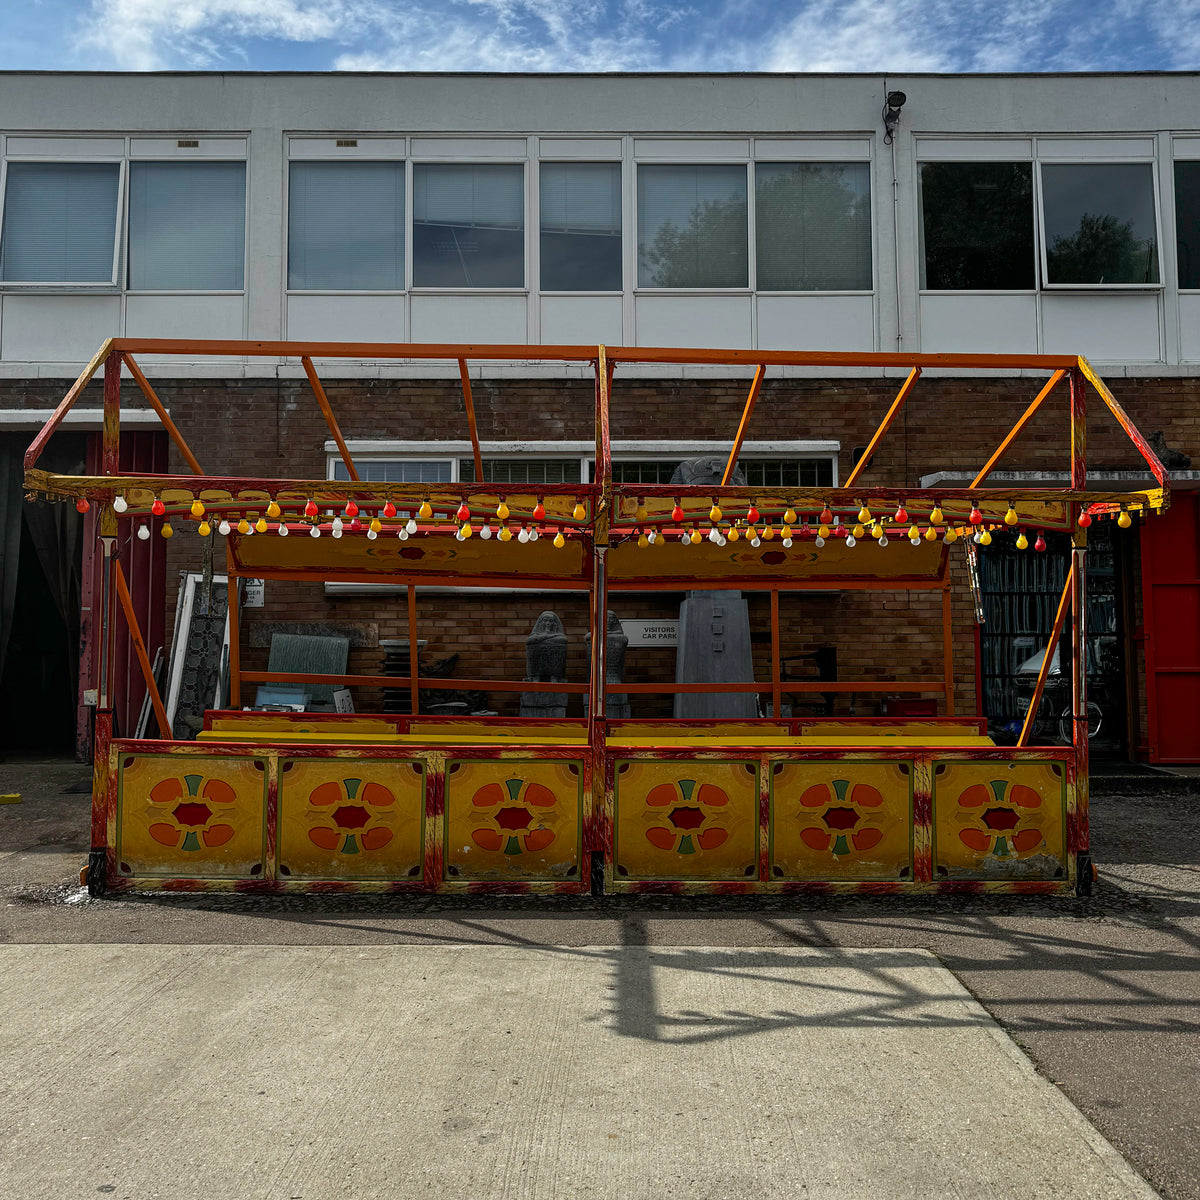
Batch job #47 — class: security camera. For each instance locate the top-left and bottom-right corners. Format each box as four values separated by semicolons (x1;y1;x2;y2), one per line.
882;90;907;143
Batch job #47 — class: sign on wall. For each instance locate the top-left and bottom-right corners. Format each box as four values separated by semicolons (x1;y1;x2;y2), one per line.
621;619;679;646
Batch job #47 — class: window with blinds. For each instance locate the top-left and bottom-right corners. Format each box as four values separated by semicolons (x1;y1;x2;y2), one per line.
603;459;834;486
459;458;583;485
755;163;872;291
332;460;452;483
288;161;405;291
540;162;622;292
637;164;747;288
128;161;245;291
0;162;120;283
412;163;524;287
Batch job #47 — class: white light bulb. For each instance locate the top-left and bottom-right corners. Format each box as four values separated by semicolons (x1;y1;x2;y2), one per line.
973;529;983;543
518;527;530;544
846;534;857;548
708;527;719;543
113;495;128;513
367;529;378;540
529;528;540;542
814;535;824;548
332;527;342;539
218;519;231;536
455;530;464;541
782;537;793;548
751;536;761;548
480;524;492;540
910;535;921;546
310;524;321;538
278;523;289;537
405;518;418;534
879;534;889;547
398;528;409;540
647;530;656;545
717;535;727;547
332;517;343;532
136;523;150;541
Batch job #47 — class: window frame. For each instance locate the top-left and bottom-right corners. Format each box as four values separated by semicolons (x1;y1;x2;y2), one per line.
0;156;127;289
125;158;248;296
284;151;410;297
1172;156;1200;294
537;157;624;296
1036;156;1165;292
409;158;528;294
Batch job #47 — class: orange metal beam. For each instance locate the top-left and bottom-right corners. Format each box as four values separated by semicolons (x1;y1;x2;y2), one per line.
113;560;171;739
457;359;485;483
843;367;921;490
1018;564;1074;746
970;370;1066;488
722;364;766;486
122;353;205;475
23;338;112;470
241;671;589;694
301;356;358;482
1077;357;1168;486
227;554;241;709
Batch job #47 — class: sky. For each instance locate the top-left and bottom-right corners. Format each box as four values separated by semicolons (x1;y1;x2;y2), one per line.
2;0;1199;75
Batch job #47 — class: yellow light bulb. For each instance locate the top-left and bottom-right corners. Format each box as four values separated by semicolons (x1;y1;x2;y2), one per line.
198;520;211;537
1118;510;1132;528
924;526;938;542
784;508;797;525
418;500;432;519
690;529;702;545
727;526;740;542
857;505;871;523
870;522;882;540
237;518;250;534
636;504;648;522
930;506;944;525
161;521;174;539
852;523;865;539
818;523;830;538
497;501;510;520
573;502;586;521
555;531;566;549
461;522;473;539
190;499;205;518
1016;531;1029;550
980;529;992;545
709;505;722;523
945;527;958;543
1004;505;1018;526
255;516;268;533
747;525;759;540
762;525;774;540
369;517;382;533
780;525;792;540
267;500;280;518
499;525;513;542
637;532;648;548
907;524;920;540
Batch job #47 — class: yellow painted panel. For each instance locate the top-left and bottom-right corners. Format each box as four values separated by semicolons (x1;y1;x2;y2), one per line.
613;760;759;882
444;759;584;882
799;735;993;747
800;721;981;739
933;761;1067;880
278;758;425;880
608;721;790;739
410;720;585;739
208;715;395;734
771;761;912;881
116;753;266;878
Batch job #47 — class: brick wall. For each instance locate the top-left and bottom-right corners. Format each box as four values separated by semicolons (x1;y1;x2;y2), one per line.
9;371;1194;739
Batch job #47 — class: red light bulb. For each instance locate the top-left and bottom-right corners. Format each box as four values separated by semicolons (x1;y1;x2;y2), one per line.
151;498;166;516
969;506;983;525
532;501;545;522
1034;532;1047;552
75;497;90;513
382;501;396;518
344;500;359;518
895;505;908;524
671;504;685;524
455;502;470;522
304;499;318;518
819;508;832;524
1078;511;1092;527
746;505;760;523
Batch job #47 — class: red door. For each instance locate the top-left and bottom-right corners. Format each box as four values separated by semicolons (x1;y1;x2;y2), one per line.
1140;493;1200;762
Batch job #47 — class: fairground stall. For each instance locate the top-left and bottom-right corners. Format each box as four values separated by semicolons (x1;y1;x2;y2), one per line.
24;341;1168;897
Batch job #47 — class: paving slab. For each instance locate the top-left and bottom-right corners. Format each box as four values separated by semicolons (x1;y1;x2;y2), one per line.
0;944;1157;1200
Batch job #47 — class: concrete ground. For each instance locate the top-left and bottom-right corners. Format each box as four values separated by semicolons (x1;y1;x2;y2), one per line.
0;943;1158;1200
2;759;1199;1198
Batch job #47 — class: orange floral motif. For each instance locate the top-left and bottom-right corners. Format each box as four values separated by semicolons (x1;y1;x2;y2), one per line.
308;777;396;854
147;773;238;851
796;779;885;858
471;778;557;854
645;779;730;855
956;780;1044;857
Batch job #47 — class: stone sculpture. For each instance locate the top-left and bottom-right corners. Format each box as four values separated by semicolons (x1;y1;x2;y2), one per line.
520;611;569;718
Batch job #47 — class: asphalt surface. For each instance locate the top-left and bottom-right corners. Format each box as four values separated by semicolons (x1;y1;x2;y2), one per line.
2;759;1199;1199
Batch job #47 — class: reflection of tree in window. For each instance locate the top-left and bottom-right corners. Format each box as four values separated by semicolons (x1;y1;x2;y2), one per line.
920;162;1034;290
755;163;871;291
1047;213;1157;285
